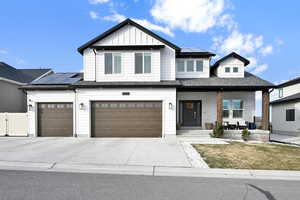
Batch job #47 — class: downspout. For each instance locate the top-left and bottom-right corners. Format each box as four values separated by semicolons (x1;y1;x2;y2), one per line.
268;87;275;141
92;49;97;82
73;88;77;137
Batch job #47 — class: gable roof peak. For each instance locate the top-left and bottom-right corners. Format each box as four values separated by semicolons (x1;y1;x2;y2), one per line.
77;18;180;54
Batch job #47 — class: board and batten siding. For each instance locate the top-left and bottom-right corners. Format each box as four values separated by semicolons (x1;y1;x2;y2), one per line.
177;91;255;127
272;102;300;136
27;91;76;137
94;50;161;82
83;24;176;82
215;57;245;78
175;58;210;79
76;88;177;137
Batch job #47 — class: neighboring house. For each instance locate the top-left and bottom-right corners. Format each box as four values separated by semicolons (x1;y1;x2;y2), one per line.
0;62;52;112
22;19;274;138
270;77;300;136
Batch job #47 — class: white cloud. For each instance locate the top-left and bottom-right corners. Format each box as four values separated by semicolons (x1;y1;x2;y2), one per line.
259;45;273;56
103;13;174;37
151;0;227;33
89;11;99;19
89;0;109;4
251;64;268;75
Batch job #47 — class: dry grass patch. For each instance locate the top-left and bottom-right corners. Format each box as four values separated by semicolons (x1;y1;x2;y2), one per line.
193;142;300;170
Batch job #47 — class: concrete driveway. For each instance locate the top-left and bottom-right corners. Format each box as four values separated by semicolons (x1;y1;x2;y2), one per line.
0;137;191;168
270;134;300;145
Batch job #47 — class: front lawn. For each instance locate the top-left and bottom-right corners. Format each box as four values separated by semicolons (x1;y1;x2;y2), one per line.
193;142;300;170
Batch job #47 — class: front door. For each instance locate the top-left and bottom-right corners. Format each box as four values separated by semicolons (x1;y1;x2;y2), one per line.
182;101;202;126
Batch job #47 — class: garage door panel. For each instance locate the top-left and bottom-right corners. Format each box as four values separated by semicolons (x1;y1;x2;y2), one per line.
38;103;73;137
92;101;162;137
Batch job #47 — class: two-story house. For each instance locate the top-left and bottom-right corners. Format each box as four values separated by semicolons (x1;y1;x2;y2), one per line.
270;77;300;136
22;19;274;138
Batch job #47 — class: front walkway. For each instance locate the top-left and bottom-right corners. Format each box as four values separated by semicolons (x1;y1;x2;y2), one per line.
270;133;300;145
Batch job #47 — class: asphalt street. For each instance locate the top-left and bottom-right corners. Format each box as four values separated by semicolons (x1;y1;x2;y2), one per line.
0;170;299;200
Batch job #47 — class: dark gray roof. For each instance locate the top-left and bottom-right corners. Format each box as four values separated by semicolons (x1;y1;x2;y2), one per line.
31;73;82;85
0;62;52;83
277;77;300;88
181;47;208;53
178;72;275;90
270;92;300;105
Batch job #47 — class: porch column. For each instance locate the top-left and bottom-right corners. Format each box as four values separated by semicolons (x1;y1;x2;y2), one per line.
216;90;223;124
261;89;270;130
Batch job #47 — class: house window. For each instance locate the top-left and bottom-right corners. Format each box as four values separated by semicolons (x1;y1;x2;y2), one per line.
196;60;203;72
222;100;230;118
286;109;295;121
186;60;194;72
233;67;238;73
135;53;151;74
278;88;283;98
232;100;244;118
225;67;230;73
105;53;121;74
176;60;185;72
223;99;244;118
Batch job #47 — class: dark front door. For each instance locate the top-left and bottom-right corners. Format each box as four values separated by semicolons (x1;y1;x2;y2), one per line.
182;101;201;126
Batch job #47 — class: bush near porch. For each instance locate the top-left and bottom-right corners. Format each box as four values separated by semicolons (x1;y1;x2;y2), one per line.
193;142;300;170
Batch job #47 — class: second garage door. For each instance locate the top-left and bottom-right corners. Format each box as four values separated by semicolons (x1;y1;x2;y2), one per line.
91;101;162;137
38;103;73;137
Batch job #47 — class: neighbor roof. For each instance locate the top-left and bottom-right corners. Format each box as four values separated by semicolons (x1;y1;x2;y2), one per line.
277;77;300;88
31;73;82;85
177;72;275;90
78;18;181;54
270;92;300;105
211;52;250;71
0;62;52;84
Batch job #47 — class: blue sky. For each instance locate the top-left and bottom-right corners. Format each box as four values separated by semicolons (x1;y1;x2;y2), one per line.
0;0;300;114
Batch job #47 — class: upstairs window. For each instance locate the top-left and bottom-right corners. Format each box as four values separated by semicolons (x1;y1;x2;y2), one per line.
176;60;185;72
135;53;151;74
186;60;194;72
196;60;204;72
225;67;230;73
278;88;283;98
286;109;295;121
105;53;121;74
233;67;239;73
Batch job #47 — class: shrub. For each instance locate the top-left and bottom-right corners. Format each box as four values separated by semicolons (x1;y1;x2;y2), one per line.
241;129;251;141
211;121;224;138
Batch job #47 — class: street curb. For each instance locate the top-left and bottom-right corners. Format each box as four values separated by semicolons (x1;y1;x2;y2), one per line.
0;161;300;180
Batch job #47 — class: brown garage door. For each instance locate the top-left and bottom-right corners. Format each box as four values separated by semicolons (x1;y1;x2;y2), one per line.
91;101;162;137
38;103;73;137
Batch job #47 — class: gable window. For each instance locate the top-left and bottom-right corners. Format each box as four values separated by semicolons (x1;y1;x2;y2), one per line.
186;60;194;72
135;52;151;74
176;60;185;72
278;88;283;98
105;53;121;74
196;60;203;72
233;67;238;73
286;109;295;121
225;67;230;73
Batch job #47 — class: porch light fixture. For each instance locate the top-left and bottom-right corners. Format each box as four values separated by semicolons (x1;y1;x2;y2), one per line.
169;102;173;110
79;103;85;110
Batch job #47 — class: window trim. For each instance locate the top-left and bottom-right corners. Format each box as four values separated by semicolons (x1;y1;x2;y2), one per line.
278;88;283;98
225;67;231;73
176;59;204;73
104;52;122;74
222;99;244;119
135;52;152;74
286;109;295;122
233;67;239;73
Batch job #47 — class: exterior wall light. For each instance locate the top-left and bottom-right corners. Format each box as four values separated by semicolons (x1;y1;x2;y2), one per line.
79;103;85;110
169;102;173;110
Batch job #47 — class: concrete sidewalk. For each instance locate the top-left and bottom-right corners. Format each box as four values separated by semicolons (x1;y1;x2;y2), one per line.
1;160;300;181
270;133;300;145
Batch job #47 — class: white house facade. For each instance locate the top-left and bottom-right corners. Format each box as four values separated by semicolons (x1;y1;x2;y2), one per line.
23;19;274;138
271;77;300;136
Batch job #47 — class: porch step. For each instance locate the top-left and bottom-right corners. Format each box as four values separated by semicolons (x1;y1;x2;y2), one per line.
177;130;212;137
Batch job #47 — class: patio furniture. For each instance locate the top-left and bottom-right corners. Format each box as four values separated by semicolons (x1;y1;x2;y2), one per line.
237;120;247;129
222;121;229;129
228;121;237;129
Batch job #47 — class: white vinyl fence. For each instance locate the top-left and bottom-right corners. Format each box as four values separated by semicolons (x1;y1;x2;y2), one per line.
0;113;28;136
